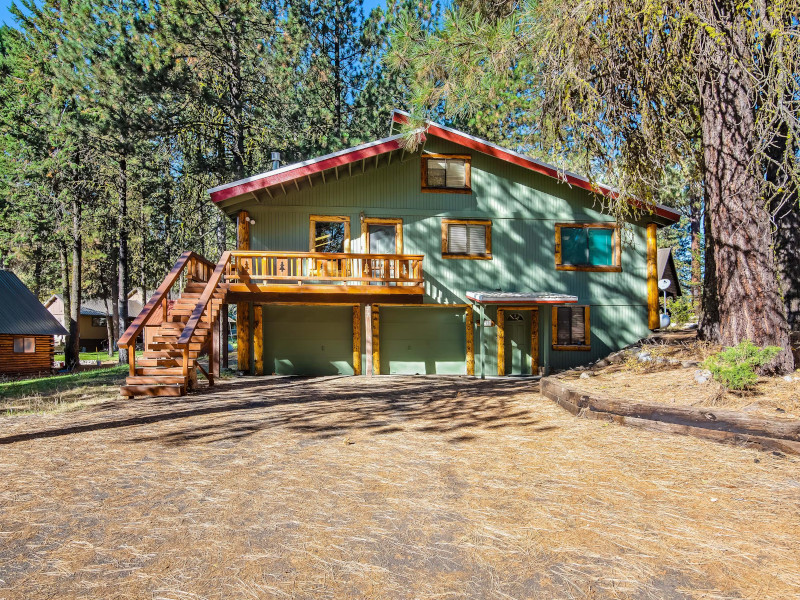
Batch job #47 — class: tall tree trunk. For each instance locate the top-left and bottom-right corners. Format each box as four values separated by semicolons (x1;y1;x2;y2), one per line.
103;298;115;357
111;262;120;349
32;246;43;300
66;197;82;371
765;121;800;332
117;151;130;364
229;19;245;179
689;199;702;312
59;241;71;363
696;15;792;372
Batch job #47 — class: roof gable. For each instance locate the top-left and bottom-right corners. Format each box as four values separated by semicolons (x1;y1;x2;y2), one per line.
0;271;68;336
208;109;679;224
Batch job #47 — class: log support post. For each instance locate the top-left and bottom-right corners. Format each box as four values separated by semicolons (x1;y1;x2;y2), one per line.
221;304;229;369
353;305;362;375
497;308;506;377
371;304;380;375
479;304;486;379
466;305;475;376
647;222;659;330
211;315;220;381
253;304;264;376
365;304;373;376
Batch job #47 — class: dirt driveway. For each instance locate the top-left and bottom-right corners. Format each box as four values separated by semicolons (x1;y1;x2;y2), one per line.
0;376;798;599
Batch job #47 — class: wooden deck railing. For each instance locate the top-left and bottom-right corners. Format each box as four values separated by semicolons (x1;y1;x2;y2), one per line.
118;251;215;376
226;251;424;286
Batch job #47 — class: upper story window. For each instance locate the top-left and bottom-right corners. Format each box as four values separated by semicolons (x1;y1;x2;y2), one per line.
442;218;492;260
310;215;350;253
555;223;621;272
422;154;471;193
552;306;591;350
13;337;35;353
92;316;107;328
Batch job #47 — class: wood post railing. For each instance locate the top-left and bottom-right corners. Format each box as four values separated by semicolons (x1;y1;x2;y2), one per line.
225;251;424;286
118;251;215;376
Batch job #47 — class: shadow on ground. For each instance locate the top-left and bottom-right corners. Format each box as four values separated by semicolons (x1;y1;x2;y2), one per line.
0;376;548;447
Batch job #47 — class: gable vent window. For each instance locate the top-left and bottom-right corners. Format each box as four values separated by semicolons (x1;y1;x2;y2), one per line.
422;154;471;193
442;219;491;259
552;306;591;350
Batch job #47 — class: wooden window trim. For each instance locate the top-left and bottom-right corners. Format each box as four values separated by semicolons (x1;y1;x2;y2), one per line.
441;218;492;260
551;305;591;351
421;153;472;194
554;222;622;272
309;214;350;253
361;217;403;253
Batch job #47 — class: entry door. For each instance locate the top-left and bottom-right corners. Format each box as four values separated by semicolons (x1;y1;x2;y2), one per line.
505;312;530;375
368;224;397;282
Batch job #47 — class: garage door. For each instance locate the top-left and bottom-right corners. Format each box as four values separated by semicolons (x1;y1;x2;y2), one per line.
262;306;353;375
380;307;467;375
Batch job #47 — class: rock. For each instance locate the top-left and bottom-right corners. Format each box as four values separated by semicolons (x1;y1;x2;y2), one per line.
607;352;624;364
682;360;700;368
594;359;610;368
580;372;592;379
782;375;800;382
637;351;652;362
668;358;681;366
694;369;712;384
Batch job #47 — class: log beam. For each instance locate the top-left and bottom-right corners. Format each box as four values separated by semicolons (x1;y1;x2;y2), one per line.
237;302;250;373
253;304;264;375
497;308;505;377
466;305;475;376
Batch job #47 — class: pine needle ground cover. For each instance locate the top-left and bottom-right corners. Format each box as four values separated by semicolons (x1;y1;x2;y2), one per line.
1;376;798;599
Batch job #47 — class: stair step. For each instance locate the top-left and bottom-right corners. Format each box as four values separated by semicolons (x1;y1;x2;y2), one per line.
150;342;204;351
135;366;188;375
142;350;201;359
126;375;187;385
121;384;186;397
138;358;181;367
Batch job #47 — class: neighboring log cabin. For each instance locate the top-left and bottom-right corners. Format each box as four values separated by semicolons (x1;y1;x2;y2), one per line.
0;270;68;377
119;110;679;397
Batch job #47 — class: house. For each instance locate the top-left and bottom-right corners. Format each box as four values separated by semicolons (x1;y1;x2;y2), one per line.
119;110;679;396
657;248;683;300
0;270;68;376
45;290;144;351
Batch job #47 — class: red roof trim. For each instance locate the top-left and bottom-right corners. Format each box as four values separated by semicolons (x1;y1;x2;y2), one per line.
209;136;417;203
392;111;680;223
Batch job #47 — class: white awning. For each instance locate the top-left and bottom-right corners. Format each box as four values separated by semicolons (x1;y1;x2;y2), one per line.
466;291;578;305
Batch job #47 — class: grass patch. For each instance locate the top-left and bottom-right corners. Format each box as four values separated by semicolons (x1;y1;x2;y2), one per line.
0;366;126;416
53;350;143;363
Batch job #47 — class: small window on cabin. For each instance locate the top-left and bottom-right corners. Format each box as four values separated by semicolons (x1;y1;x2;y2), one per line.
92;316;107;328
310;216;350;253
556;224;620;271
422;155;471;192
553;306;590;350
442;219;491;259
13;337;35;353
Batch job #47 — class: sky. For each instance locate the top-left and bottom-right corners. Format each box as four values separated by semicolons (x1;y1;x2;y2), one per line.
1;0;387;27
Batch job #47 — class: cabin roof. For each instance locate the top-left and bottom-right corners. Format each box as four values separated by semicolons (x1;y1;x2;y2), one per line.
657;248;683;297
208;109;680;224
44;292;143;318
0;270;68;336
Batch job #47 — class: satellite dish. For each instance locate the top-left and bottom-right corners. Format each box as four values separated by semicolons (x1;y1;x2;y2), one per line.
658;279;671;291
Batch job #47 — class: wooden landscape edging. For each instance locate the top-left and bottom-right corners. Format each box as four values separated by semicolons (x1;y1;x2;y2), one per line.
540;377;800;455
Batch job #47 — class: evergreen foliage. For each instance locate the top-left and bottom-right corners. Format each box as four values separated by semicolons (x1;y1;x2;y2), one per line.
703;341;782;391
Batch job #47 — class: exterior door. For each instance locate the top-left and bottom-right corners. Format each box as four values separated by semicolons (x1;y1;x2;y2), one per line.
368;224;397;282
505;312;530;375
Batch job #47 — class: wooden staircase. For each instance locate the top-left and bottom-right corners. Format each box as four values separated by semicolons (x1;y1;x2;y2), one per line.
119;252;230;398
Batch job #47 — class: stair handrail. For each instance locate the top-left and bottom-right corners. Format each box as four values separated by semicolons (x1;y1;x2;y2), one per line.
118;251;215;376
177;251;231;347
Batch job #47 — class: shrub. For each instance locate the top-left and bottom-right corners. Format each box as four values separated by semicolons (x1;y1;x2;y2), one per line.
666;295;694;326
702;340;781;390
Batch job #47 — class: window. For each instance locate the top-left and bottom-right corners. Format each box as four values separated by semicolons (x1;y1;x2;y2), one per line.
441;219;492;259
92;316;107;328
555;223;621;271
13;337;35;353
552;306;591;350
421;154;471;193
309;215;350;253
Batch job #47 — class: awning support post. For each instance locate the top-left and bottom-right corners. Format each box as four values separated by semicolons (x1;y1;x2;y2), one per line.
479;303;485;379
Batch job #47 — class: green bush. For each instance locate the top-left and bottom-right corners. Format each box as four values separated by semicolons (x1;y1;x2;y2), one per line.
702;340;781;390
666;295;694;326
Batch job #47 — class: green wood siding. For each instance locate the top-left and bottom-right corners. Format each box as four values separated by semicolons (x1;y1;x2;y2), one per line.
234;136;653;374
